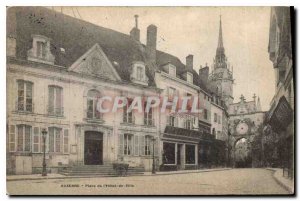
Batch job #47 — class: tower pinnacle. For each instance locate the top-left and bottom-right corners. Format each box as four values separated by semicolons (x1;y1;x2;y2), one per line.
215;15;226;68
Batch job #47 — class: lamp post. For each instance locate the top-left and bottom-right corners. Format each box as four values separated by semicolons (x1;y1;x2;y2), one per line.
152;137;156;174
42;129;48;176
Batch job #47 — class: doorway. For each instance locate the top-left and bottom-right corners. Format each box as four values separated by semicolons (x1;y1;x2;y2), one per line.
84;131;103;165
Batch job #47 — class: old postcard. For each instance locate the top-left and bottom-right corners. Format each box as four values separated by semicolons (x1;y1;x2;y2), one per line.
6;6;294;195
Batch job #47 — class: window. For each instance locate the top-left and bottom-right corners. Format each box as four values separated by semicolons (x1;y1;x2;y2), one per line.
214;113;217;123
168;87;176;99
123;98;134;123
17;125;32;152
49;127;62;153
36;41;46;59
185;117;193;130
87;89;101;119
169;65;176;76
33;127;40;153
17;80;33;112
212;128;216;136
144;102;153;126
136;66;144;81
145;135;152;155
187;72;193;83
163;142;175;164
124;134;133;155
204;109;208;120
48;86;63;116
218;115;221;124
185;145;196;164
168;116;176;127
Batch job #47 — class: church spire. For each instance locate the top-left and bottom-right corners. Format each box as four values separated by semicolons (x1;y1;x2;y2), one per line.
218;15;224;49
215;15;226;68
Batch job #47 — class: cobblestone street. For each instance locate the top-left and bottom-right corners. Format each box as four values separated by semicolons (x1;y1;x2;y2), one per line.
7;168;290;195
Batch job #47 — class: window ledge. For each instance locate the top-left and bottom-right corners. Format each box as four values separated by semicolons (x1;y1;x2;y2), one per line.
12;110;35;115
84;118;105;124
47;114;65;119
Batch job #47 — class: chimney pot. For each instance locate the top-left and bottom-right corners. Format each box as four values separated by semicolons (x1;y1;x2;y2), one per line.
130;15;140;41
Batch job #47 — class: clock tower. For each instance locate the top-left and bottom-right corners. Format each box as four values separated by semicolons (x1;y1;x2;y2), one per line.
208;16;234;107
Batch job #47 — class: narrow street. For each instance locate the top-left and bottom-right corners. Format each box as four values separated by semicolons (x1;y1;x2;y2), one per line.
7;168;289;195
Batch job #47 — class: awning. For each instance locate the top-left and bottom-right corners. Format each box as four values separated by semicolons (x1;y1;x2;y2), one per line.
265;96;293;131
162;126;215;143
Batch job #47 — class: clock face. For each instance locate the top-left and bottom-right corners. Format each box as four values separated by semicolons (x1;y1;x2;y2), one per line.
236;122;249;135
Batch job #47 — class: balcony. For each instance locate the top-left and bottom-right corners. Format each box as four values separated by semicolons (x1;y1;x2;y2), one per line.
84;110;104;123
122;114;135;124
15;101;34;114
47;106;64;117
144;118;155;127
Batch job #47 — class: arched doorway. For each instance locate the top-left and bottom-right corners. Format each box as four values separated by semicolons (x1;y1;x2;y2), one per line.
233;137;252;168
84;131;103;165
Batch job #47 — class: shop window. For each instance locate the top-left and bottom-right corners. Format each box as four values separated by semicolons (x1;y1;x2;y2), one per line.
185;145;196;164
163;142;175;164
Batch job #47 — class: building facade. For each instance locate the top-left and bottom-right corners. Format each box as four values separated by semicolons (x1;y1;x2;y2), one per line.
7;7;231;174
265;7;294;178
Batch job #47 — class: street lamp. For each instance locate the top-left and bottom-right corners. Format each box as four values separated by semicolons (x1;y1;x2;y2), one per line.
42;128;48;176
152;137;156;174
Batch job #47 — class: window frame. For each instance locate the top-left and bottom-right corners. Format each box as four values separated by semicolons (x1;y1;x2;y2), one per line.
48;127;62;153
16;124;32;152
124;134;133;155
48;85;64;116
86;89;101;120
17;80;33;112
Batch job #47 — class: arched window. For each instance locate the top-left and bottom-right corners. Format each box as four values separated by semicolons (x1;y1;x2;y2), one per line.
87;89;101;119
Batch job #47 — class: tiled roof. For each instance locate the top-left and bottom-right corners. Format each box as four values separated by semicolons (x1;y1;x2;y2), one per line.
7;7;155;85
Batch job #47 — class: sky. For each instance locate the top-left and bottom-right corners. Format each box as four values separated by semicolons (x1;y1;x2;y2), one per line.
54;6;275;111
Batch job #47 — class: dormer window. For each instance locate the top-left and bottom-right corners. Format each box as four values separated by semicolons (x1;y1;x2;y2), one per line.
169;65;176;76
136;66;144;80
27;35;55;65
130;61;148;86
187;72;193;84
37;41;46;59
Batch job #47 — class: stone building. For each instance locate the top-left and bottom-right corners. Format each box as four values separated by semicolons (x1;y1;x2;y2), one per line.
228;94;265;167
6;7;231;174
265;7;294;178
7;7;161;174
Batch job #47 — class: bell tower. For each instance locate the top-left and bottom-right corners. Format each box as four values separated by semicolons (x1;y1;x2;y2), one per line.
208;16;234;107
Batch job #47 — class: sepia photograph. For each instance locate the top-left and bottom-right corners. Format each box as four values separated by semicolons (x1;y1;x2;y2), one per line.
6;6;294;195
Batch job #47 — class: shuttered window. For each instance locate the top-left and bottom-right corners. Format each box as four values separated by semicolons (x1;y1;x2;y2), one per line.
63;129;69;153
134;135;139;156
118;134;124;156
9;125;16;152
33;127;40;153
49;127;62;153
139;135;145;156
16;125;32;152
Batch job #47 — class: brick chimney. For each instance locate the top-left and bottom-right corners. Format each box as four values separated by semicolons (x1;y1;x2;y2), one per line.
199;64;209;84
186;54;193;69
146;24;157;63
130;15;140;41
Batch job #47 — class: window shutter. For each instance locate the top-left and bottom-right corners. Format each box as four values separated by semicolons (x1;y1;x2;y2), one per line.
134;135;139;156
139;135;145;156
63;129;69;153
175;117;178;127
33;127;40;153
9;125;16;152
166;116;170;126
48;86;54;114
118;134;124;156
154;137;159;156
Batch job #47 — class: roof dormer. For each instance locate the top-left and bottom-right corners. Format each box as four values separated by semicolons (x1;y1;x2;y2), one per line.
130;61;149;86
27;34;55;65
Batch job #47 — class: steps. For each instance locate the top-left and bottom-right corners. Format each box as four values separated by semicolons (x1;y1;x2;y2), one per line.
59;164;145;177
